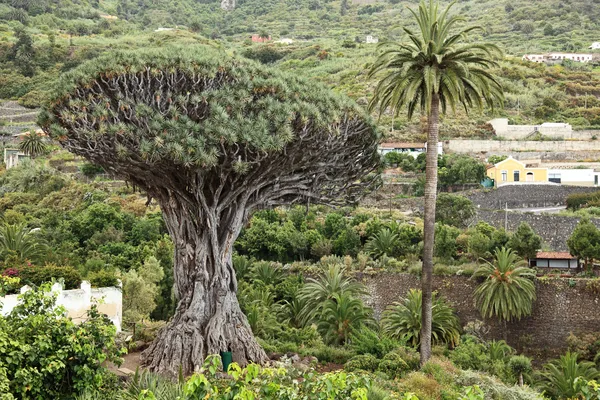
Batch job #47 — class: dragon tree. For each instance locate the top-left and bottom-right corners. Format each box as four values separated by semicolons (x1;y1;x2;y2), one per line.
40;47;381;375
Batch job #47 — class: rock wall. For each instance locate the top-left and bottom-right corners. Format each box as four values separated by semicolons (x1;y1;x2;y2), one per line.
363;273;600;358
445;140;600;160
475;210;600;251
468;185;599;209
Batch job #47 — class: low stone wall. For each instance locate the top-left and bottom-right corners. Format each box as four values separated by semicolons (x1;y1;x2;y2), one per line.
0;281;122;331
445;140;600;158
475;209;600;251
468;185;599;209
363;273;600;358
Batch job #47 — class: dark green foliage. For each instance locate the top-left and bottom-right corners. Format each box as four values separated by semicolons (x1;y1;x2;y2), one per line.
79;163;105;178
567;218;600;270
344;354;380;372
435;194;476;228
434;223;460;260
17;264;82;289
377;350;412;379
537;352;600;399
0;285;125;399
508;222;542;260
566;191;600;210
242;45;286;64
349;326;400;358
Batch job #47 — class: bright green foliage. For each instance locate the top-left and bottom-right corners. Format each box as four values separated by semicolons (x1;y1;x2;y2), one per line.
435;194;476;228
434;223;460;260
122;256;164;323
382;289;461;347
349;326;401;358
0;222;49;264
507;222;542;260
538;352;600;399
508;355;532;386
19;131;49;158
16;264;82;289
368;0;503;118
0;285;125;399
568;218;600;270
473;247;536;322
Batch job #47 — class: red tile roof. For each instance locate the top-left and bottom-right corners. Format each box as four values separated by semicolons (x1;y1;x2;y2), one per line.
535;252;576;259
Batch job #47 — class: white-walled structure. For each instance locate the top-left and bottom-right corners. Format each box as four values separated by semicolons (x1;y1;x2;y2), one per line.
590;42;600;50
522;53;593;63
379;142;443;158
0;281;122;331
366;35;379;44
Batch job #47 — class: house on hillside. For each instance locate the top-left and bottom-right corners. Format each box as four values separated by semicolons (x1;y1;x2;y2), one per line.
275;38;294;44
366;35;379;44
529;252;579;270
547;168;600;187
251;34;271;43
522;53;593;63
378;142;443;159
4;148;29;169
590;42;600;50
486;156;548;186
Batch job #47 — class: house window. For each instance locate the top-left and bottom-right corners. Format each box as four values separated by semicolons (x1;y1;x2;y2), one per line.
501;171;507;182
514;171;520;182
549;172;561;184
527;172;534;182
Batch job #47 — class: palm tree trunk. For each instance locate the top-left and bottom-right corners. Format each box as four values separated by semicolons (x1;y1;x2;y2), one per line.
420;93;440;366
519;372;524;386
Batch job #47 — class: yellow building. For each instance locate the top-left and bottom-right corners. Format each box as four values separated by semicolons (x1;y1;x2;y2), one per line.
486;157;548;187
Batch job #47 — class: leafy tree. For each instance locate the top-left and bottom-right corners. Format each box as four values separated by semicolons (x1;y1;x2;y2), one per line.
508;222;542;260
473;247;536;324
538;352;600;399
0;285;124;398
122;256;165;323
567;218;600;270
509;355;532;386
435;194;475;228
382;289;461;348
41;47;381;374
434;223;460;259
0;222;49;264
10;27;35;77
368;0;502;365
19;132;48;158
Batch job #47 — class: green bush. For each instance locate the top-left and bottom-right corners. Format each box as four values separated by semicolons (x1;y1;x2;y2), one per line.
349;326;400;358
17;264;82;289
305;345;354;364
0;285;125;399
566;191;600;210
377;351;410;378
344;354;380;372
88;270;120;288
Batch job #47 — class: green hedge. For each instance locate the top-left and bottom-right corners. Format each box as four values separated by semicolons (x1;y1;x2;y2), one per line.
16;265;82;289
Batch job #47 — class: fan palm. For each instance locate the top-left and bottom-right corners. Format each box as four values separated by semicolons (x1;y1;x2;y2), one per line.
0;223;49;263
537;352;600;399
368;0;503;364
473;247;536;323
19;132;48;158
382;289;460;348
365;228;400;259
298;264;367;322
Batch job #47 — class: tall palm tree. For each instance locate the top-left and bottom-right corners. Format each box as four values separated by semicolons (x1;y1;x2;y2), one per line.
473;247;536;329
368;0;503;364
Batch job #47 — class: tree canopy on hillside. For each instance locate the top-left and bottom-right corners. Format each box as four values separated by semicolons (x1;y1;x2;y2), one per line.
40;46;381;375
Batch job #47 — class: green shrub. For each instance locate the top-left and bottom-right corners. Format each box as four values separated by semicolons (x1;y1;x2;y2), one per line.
88;270;120;288
305;345;354;364
344;354;380;372
0;285;125;399
377;351;410;379
566;191;600;210
17;264;82;289
349;326;400;358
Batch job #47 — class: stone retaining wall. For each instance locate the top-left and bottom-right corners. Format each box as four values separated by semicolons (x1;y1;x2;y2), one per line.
468;185;599;209
363;273;600;358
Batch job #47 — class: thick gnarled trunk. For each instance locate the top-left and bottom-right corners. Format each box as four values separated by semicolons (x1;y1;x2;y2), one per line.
420;93;440;366
141;194;267;376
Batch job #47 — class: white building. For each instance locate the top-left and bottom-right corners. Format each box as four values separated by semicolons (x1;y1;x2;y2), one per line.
378;142;443;158
4;148;29;169
590;42;600;50
275;38;294;44
547;168;600;187
522;53;593;63
529;252;579;269
366;35;379;44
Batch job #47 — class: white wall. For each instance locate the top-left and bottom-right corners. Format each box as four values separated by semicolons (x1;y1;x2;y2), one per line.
0;281;122;331
534;259;578;269
548;168;596;186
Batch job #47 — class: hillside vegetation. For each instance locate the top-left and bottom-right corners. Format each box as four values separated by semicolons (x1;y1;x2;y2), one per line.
1;0;600;140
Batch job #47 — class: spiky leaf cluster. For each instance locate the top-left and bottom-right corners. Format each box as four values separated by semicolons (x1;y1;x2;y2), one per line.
40;46;381;208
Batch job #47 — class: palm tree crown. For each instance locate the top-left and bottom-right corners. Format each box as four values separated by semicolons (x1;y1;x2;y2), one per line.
473;247;536;321
368;0;504;117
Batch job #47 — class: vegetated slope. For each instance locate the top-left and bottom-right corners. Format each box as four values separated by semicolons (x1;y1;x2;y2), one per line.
1;0;600;140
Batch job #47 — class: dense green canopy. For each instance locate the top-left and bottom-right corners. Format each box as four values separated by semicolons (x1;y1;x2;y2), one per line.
41;46;381;207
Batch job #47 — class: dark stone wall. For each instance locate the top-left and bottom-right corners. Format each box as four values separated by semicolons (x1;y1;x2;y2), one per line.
363;273;600;359
475;209;600;251
468;185;600;210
